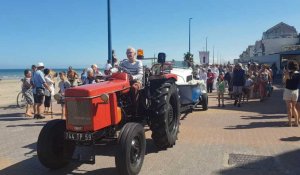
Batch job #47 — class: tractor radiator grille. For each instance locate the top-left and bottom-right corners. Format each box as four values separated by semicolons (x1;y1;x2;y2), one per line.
66;100;92;126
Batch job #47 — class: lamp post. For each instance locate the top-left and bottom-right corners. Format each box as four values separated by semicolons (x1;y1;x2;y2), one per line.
107;0;113;65
189;18;192;53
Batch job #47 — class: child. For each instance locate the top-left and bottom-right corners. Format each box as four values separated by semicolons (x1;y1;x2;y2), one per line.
54;71;71;119
217;73;225;107
243;74;254;102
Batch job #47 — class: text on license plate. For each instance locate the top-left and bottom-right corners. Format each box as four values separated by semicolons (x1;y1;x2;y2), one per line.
65;132;92;141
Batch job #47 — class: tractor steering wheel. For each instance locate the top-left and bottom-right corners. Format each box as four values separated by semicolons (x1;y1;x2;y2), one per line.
114;66;133;80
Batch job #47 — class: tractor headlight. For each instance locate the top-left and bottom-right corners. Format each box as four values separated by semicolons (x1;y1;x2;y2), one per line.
100;94;109;104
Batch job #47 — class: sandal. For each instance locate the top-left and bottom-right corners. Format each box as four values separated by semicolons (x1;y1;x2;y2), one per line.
25;113;32;117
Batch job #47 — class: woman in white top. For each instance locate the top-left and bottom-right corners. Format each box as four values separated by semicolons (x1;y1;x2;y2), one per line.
199;68;207;84
43;68;55;113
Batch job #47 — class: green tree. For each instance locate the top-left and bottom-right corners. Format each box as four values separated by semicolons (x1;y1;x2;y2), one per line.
184;52;193;63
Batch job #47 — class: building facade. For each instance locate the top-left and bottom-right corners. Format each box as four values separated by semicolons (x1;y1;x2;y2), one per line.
239;22;299;59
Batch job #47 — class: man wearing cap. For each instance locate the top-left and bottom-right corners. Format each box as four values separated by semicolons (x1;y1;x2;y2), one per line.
232;63;246;107
32;62;52;119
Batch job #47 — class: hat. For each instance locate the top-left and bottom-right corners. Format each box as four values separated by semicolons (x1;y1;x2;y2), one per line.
37;62;44;68
92;64;98;68
86;68;93;73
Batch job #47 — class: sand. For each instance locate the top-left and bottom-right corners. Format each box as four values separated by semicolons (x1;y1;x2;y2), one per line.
0;79;62;117
0;79;23;107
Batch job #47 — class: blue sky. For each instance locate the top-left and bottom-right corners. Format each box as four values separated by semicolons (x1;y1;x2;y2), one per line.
1;0;300;69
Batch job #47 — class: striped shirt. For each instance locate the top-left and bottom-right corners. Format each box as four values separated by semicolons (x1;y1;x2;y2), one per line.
120;59;143;81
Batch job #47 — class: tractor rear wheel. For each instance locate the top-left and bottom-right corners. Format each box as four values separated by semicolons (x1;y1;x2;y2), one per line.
115;123;146;175
37;119;75;169
201;93;208;111
149;80;180;149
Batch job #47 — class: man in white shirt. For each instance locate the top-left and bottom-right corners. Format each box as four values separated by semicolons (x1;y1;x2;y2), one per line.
120;47;144;116
104;60;112;75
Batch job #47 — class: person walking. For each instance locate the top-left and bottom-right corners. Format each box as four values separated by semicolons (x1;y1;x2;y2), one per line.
22;69;34;117
232;63;245;107
224;65;233;97
217;73;225;107
32;62;52;119
199;68;207;84
271;62;278;80
43;68;55;114
283;61;300;127
207;69;214;93
54;71;71;119
258;64;271;101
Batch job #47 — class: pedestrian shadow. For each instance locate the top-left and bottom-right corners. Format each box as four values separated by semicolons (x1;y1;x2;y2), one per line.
0;113;29;121
6;123;46;127
216;149;300;175
224;121;287;130
0;104;20;110
0;138;161;175
280;136;300;142
208;85;285;115
241;115;286;120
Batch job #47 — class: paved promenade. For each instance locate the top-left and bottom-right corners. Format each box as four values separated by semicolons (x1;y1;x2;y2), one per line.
1;85;300;175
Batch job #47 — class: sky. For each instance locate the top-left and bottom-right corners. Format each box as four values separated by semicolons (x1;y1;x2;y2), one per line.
1;0;300;69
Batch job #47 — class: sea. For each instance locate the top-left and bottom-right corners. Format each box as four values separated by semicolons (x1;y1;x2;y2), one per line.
0;69;87;80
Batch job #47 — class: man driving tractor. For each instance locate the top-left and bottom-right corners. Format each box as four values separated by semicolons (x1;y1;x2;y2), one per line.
119;47;143;115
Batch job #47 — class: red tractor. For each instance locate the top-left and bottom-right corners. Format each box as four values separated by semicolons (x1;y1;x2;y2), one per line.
37;52;180;175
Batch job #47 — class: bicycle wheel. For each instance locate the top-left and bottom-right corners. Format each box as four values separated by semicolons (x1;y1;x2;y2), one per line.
17;92;27;109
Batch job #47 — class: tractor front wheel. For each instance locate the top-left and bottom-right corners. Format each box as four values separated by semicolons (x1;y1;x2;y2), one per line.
37;119;75;169
115;123;146;175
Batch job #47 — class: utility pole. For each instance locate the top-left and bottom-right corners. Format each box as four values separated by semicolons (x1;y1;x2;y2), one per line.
188;18;192;53
205;37;208;52
107;0;113;65
213;46;215;64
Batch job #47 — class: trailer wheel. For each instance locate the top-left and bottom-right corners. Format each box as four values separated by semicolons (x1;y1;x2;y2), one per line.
201;93;208;111
115;123;146;175
149;80;180;149
37;119;75;169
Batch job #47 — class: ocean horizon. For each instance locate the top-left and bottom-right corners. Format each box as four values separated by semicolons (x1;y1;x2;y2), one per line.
0;68;97;80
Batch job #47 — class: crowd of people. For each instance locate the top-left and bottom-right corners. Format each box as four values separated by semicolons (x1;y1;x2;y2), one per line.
22;63;70;119
194;62;276;107
21;47;143;119
21;48;300;128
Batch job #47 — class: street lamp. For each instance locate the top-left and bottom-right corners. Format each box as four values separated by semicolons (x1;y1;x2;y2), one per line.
189;18;192;53
107;0;113;65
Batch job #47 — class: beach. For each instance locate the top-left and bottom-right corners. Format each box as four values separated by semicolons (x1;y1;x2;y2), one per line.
0;79;63;117
0;79;23;107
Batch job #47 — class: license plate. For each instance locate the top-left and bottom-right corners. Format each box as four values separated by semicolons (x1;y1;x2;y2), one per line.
65;132;93;141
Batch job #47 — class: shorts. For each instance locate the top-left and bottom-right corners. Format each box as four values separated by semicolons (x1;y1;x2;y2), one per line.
298;89;300;102
34;93;44;104
233;86;243;94
242;87;251;94
283;88;298;102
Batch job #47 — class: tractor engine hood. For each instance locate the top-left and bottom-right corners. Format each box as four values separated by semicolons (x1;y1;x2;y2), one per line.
65;73;130;97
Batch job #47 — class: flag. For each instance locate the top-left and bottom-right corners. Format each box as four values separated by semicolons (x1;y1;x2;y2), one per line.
199;51;209;64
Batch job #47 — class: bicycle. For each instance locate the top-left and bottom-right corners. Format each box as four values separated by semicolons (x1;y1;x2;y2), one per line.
17;78;29;109
16;91;27;109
